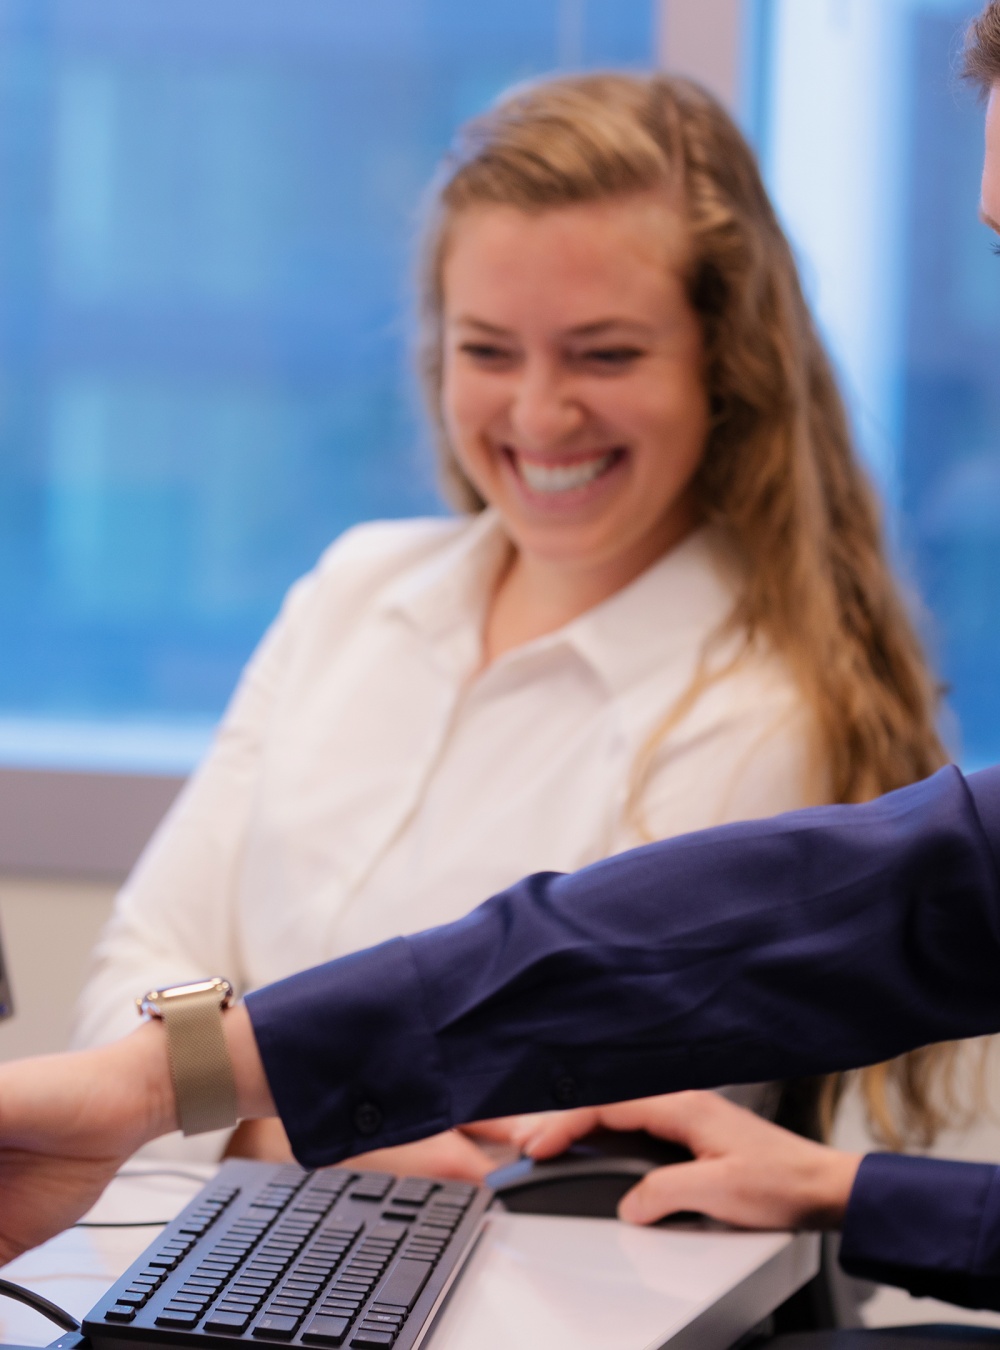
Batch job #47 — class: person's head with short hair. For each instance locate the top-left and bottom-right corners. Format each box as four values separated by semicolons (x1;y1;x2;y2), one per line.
415;71;952;1149
966;1;1000;237
965;0;1000;91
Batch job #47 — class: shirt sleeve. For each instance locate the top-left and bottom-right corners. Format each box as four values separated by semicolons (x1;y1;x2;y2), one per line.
840;1153;1000;1310
630;657;822;847
71;568;318;1054
247;762;1000;1167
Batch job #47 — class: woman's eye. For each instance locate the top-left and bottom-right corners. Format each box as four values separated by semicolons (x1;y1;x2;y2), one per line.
580;346;645;367
459;342;516;364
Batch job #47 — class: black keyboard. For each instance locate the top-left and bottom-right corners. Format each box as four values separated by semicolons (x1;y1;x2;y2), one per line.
83;1160;490;1350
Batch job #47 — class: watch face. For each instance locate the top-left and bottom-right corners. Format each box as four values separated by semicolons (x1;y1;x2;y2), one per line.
159;978;234;1004
137;978;233;1019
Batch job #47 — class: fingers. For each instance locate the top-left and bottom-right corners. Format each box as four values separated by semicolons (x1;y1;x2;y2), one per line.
596;1091;727;1148
617;1159;728;1226
460;1116;524;1144
513;1091;721;1160
511;1108;600;1159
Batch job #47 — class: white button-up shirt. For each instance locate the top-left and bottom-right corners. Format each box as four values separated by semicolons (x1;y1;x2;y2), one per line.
74;511;816;1111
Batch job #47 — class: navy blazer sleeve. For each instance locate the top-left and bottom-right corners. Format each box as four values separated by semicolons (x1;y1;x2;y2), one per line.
839;1153;1000;1308
246;763;1000;1306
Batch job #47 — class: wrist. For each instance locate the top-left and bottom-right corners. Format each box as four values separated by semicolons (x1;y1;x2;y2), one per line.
104;1020;179;1147
223;1001;276;1122
115;1000;275;1143
803;1147;863;1229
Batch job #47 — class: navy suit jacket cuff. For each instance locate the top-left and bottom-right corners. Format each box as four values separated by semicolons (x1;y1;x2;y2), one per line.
841;1152;1000;1309
245;936;451;1167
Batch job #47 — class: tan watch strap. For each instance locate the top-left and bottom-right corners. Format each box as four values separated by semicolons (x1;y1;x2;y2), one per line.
138;979;239;1136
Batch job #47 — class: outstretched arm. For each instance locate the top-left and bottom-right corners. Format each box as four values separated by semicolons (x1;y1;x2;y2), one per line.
0;1005;273;1265
248;764;1000;1166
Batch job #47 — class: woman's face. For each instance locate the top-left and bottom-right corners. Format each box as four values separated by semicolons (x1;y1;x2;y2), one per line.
440;194;710;585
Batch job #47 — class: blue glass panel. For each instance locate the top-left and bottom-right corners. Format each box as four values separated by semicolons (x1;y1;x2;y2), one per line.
754;0;1000;769
0;0;655;733
900;7;1000;765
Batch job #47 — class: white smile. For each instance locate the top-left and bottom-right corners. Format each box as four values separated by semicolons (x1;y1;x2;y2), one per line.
513;450;619;494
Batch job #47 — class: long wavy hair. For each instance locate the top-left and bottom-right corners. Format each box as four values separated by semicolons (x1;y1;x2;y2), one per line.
415;72;957;1148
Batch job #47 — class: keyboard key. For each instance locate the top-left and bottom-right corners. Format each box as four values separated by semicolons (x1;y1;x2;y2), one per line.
350;1331;394;1348
104;1305;136;1322
253;1314;301;1339
350;1176;392;1202
302;1315;351;1345
373;1259;431;1312
205;1306;251;1328
155;1309;201;1328
390;1179;434;1205
205;1310;253;1333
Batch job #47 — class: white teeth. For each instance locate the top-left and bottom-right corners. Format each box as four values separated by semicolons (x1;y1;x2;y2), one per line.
516;452;616;493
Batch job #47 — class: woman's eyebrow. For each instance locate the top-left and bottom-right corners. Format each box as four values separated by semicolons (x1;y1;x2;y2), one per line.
564;318;653;338
449;315;655;337
450;316;514;335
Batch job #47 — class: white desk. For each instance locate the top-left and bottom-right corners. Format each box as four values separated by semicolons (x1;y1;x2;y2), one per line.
0;1167;819;1350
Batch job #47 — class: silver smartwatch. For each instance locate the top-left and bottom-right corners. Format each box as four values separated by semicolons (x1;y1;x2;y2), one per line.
137;977;239;1136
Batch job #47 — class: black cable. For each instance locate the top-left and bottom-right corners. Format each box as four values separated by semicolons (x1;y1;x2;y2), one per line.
0;1277;79;1332
0;1170;206;1331
71;1164;212;1226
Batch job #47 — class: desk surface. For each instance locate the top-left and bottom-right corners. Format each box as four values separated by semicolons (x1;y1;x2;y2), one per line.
0;1165;819;1350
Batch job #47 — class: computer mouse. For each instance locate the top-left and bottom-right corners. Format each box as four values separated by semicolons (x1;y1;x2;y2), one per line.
486;1127;693;1220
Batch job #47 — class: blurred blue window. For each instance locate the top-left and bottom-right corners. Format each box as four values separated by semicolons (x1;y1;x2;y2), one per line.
753;0;1000;768
0;0;655;767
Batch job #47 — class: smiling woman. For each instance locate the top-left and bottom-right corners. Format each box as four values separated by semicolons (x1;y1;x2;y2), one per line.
440;196;708;660
74;73;950;1180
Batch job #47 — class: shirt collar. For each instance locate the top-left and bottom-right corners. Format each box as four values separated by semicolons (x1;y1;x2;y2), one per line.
378;509;510;652
379;510;742;695
560;525;743;697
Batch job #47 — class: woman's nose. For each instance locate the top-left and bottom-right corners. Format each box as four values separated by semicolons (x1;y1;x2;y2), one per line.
508;362;584;449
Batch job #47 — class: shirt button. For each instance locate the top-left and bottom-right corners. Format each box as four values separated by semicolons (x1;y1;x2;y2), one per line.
552;1075;578;1107
353;1102;383;1136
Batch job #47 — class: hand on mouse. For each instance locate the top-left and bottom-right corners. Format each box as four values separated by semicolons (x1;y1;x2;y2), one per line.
510;1091;862;1231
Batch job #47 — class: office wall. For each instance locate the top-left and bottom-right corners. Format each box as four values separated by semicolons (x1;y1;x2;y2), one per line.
0;874;116;1060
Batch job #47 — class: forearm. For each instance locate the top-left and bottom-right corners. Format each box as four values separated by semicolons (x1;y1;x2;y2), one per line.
248;765;1000;1167
224;1001;276;1120
88;1001;274;1149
